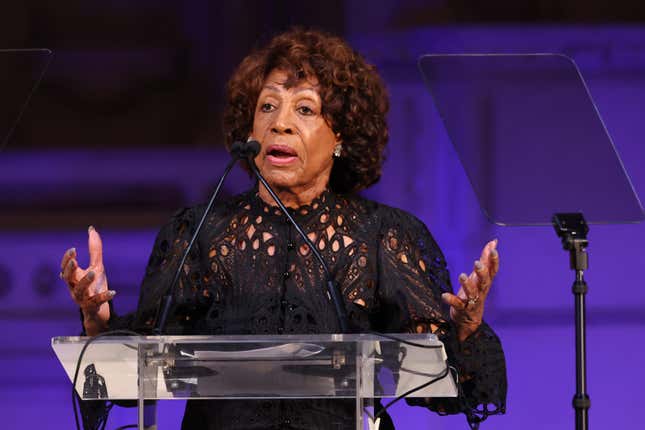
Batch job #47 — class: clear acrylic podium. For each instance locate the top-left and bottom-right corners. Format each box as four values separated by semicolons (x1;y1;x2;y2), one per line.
52;333;457;429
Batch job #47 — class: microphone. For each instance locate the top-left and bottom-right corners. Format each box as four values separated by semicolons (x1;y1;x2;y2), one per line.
153;141;247;335
244;140;350;333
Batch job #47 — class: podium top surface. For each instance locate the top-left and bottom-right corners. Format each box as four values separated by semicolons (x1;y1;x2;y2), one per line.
52;332;438;345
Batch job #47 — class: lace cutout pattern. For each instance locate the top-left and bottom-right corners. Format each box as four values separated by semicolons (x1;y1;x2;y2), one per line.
108;188;506;429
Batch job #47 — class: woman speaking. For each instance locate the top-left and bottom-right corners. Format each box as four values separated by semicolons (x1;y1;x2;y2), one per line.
60;28;506;430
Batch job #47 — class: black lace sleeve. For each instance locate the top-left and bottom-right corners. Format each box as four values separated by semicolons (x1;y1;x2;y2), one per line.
375;206;506;426
106;205;211;334
134;206;215;333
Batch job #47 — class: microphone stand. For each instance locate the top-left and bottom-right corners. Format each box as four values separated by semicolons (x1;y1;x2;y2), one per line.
153;143;246;335
552;213;590;430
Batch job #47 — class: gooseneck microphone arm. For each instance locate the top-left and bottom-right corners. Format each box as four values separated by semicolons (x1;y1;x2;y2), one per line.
153;142;248;335
244;140;350;333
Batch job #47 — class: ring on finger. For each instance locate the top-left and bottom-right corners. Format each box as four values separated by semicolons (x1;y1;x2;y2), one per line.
466;295;479;307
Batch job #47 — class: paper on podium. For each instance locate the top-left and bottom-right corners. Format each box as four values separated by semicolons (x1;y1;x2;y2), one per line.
394;338;455;398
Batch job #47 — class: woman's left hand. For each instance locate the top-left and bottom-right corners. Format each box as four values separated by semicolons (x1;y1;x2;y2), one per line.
442;239;499;342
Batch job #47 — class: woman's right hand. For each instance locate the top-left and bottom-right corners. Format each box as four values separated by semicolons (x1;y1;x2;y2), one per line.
60;226;115;336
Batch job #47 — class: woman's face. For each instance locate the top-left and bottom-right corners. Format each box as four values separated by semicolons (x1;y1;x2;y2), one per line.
251;69;339;196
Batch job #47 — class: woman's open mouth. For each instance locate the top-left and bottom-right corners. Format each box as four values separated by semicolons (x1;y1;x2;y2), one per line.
265;144;298;166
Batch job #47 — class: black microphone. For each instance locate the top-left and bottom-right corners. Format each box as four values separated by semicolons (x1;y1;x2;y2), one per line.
153;141;247;335
244;140;350;333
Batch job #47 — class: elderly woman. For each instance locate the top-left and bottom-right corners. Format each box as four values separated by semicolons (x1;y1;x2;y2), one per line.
61;29;506;429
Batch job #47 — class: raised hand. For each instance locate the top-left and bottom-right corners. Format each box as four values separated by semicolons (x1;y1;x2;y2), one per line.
441;239;499;341
60;226;114;335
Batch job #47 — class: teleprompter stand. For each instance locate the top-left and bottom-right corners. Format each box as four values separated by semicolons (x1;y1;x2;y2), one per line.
553;213;590;429
418;53;645;430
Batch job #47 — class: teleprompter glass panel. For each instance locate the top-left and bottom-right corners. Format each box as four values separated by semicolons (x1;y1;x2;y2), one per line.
418;53;644;225
0;49;52;153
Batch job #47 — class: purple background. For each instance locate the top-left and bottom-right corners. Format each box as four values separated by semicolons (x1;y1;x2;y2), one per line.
1;3;645;429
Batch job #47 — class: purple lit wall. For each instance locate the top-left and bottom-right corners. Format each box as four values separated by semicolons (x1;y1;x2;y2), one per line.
1;6;645;430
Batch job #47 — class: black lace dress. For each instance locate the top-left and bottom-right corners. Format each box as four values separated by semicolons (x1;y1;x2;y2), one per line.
105;188;506;429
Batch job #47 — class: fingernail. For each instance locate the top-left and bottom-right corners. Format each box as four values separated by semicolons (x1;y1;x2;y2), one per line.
441;292;450;300
107;290;116;297
474;260;483;271
492;238;498;246
491;249;499;257
458;273;468;282
68;247;76;255
88;225;95;233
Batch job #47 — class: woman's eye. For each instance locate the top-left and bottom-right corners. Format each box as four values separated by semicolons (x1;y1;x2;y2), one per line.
297;106;314;115
260;103;274;112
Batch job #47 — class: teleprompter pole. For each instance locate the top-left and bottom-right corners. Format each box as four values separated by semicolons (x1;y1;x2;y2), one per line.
552;213;590;430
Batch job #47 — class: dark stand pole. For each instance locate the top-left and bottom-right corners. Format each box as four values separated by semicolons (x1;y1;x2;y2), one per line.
552;213;591;430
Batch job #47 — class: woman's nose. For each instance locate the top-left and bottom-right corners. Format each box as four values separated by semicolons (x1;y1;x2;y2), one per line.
271;107;294;135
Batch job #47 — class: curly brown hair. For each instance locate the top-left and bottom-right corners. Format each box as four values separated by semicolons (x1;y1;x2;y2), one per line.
223;28;389;194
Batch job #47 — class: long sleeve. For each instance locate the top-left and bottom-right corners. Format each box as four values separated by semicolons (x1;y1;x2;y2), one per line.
375;207;506;425
107;206;214;334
